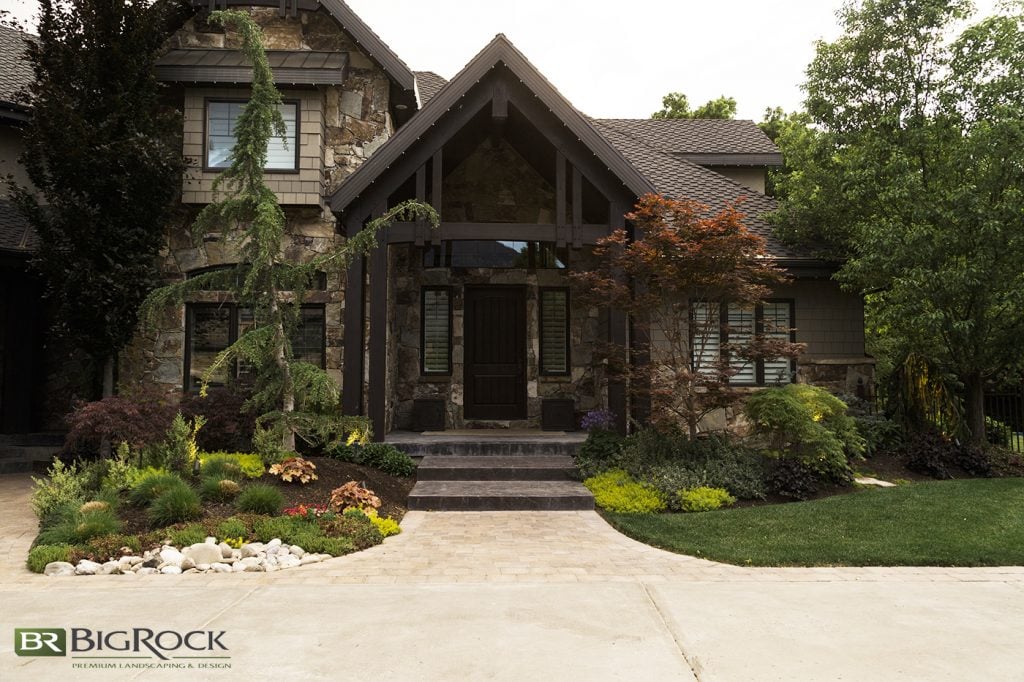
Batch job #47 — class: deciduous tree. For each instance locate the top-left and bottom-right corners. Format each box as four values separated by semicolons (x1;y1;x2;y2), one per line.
651;92;737;119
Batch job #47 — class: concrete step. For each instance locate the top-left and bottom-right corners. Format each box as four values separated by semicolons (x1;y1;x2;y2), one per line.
399;440;583;458
417;455;578;481
0;444;61;474
408;480;594;511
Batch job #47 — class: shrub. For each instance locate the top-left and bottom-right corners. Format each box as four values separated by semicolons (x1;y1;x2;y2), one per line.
767;457;820;500
129;469;186;507
81;534;142;561
360;443;416;477
678;486;736;513
363;509;401;537
268;456;318;484
27;544;72;573
63;386;178;453
199;477;240;503
301;535;354;556
200;452;265;479
102;442;142;492
150;413;205;475
37;507;122;545
580;409;616;432
168;524;209;548
216;517;250;541
79;500;110;514
236;484;285;515
31;459;87;521
575;430;624;477
319;515;384;550
329;482;381;513
902;430;992;479
854;415;905;457
252;515;309;544
147;485;202;527
745;385;863;484
583;469;666;513
284;504;331;520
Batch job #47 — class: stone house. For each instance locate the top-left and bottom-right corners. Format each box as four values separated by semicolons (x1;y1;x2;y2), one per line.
0;2;873;440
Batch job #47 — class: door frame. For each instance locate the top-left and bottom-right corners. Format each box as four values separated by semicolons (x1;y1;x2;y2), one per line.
463;284;528;420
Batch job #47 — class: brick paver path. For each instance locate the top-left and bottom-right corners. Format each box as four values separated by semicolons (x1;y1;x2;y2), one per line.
2;474;1023;587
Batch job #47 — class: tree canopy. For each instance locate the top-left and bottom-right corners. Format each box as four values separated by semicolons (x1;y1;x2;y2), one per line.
651;92;738;119
770;0;1024;441
10;0;188;394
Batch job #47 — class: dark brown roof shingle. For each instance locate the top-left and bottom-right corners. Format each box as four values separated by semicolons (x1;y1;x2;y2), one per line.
0;26;34;108
414;71;447;105
0;199;36;253
594;118;781;165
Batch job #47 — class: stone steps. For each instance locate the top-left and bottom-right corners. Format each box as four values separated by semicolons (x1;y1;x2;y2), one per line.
408;480;594;511
398;439;583;458
416;455;578;481
0;444;61;474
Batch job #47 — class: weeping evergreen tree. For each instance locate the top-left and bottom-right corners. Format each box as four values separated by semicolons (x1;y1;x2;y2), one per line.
142;11;436;452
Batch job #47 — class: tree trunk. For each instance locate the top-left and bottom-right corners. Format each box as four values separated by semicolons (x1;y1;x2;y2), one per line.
269;295;296;452
99;355;115;458
964;372;986;445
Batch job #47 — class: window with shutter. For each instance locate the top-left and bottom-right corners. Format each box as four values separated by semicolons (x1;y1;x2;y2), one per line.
207;101;298;171
539;288;570;375
421;288;451;374
691;302;721;374
762;301;794;385
727;303;756;384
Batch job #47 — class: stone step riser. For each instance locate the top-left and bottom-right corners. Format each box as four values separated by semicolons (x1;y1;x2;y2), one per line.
404;444;581;458
416;467;578;482
407;495;594;512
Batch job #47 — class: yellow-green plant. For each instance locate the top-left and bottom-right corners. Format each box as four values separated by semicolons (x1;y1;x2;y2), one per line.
364;509;401;537
583;469;666;514
200;452;265;479
677;486;736;513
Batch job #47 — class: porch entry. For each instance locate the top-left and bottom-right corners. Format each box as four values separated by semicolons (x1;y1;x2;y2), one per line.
464;285;527;420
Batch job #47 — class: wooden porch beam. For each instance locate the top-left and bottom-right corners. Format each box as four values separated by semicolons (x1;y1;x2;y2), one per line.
572;166;582;248
382;222;611;244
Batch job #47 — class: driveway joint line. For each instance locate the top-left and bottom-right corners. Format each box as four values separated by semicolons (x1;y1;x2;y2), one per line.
642;581;703;681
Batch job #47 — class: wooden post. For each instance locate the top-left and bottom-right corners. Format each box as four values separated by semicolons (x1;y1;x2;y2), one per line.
414;164;427;246
555;151;566;247
368;204;388;442
572;166;582;248
431;150;443;245
342;214;366;417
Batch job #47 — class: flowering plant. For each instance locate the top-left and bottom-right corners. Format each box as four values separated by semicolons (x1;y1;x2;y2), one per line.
283;503;330;520
580;409;616;432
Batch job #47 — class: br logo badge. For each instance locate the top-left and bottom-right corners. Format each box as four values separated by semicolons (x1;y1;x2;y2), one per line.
14;628;66;656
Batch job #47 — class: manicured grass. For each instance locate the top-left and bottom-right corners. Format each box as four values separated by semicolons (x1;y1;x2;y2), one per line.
604;478;1024;567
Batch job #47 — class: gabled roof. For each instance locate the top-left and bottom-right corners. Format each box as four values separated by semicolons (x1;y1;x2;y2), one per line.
156;48;348;85
0;26;34;121
330;34;655;213
0;199;36;254
414;71;447;106
594;118;782;166
594;121;799;258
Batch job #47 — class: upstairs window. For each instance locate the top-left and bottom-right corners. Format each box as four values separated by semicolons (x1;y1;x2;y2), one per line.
206;100;299;171
690;300;796;386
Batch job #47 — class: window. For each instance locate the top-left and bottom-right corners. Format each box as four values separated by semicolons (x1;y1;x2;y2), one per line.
423;241;568;269
690;300;795;386
539;288;570;375
206;100;299;171
184;303;325;391
421;288;451;375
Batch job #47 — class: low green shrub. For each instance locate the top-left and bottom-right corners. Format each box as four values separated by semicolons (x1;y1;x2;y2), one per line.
327;442;416;477
252;515;308;544
36;507;122;545
80;534;142;562
854;415;905;457
31;459;87;521
235;484;284;515
200;452;265;479
147;485;202;527
574;429;625;477
767;457;820;500
199;476;241;503
168;523;209;548
318;516;384;550
364;509;401;537
216;517;250;541
302;535;355;556
902;430;992;479
27;544;72;573
584;469;666;513
129;469;186;507
678;486;736;513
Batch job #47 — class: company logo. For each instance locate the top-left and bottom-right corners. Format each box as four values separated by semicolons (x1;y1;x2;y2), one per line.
15;629;66;657
13;628;230;668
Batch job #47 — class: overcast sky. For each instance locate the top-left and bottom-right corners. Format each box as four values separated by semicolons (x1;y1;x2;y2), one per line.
3;0;1003;121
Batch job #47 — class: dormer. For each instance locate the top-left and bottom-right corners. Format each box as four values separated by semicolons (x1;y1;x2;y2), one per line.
155;0;418;207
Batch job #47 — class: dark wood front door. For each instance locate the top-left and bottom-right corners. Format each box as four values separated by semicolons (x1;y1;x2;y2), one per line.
464;286;527;420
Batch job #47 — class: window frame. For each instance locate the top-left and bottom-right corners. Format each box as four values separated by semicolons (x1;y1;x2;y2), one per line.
420;286;453;376
538;287;571;376
689;298;796;387
183;301;326;393
422;241;569;270
203;97;302;174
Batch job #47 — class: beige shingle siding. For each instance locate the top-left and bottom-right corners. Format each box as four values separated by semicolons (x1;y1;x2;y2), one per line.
775;280;865;359
181;87;324;206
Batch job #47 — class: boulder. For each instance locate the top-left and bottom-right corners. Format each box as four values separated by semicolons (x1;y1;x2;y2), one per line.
240;543;263;558
196;564;211;572
180;557;196;571
277;554;301;569
184;543;223;566
219;542;234;559
299;554;323;565
159;548;184;567
100;561;121;575
289;545;306;558
210;563;233;573
75;560;103;575
142;557;159;569
205;536;218;545
160;566;182;575
43;561;76;577
136;567;159;576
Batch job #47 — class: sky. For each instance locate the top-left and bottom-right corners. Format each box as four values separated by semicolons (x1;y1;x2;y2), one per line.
1;0;1004;121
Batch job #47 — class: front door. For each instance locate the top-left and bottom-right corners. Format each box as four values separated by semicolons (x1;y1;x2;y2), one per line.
464;286;527;420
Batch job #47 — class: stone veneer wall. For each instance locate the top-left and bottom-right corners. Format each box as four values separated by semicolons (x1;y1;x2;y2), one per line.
120;5;394;395
387;244;606;431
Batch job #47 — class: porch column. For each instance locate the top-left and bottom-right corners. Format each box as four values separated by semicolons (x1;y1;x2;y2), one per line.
342;215;366;417
608;202;629;435
368;220;389;442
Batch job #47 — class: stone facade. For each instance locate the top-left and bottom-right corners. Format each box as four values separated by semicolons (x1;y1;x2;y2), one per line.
120;5;393;396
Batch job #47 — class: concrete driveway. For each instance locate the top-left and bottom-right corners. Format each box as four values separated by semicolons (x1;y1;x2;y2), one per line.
2;474;1023;681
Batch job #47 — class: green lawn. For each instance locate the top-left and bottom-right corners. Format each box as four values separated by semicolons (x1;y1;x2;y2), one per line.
604;478;1024;567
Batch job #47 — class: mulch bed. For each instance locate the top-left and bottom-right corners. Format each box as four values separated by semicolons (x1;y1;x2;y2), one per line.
116;456;413;536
